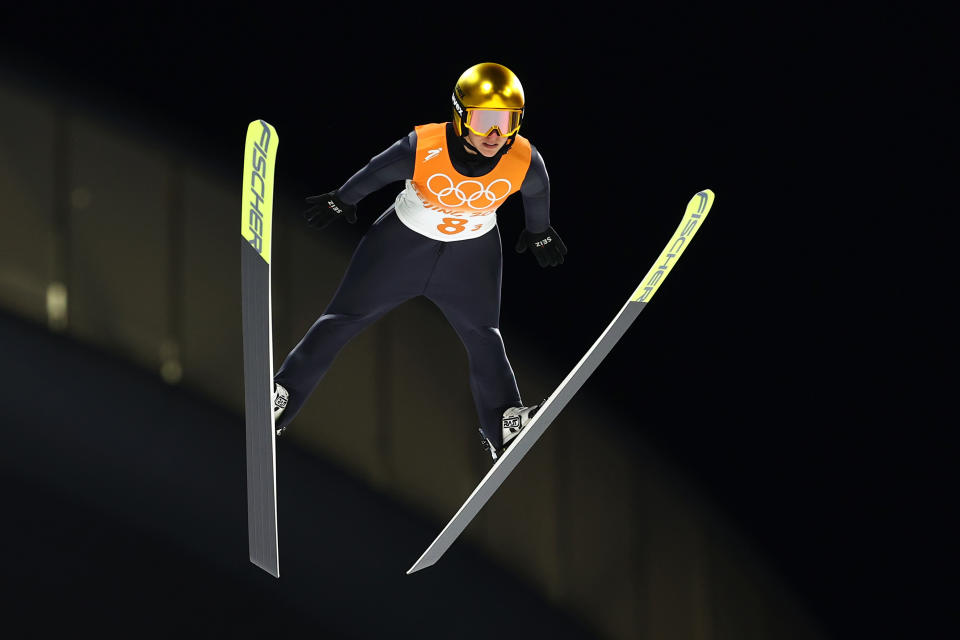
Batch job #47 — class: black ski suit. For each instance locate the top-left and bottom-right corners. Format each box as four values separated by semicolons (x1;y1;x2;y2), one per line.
274;123;552;448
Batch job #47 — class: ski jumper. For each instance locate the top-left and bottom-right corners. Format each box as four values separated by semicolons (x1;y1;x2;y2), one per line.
274;123;550;448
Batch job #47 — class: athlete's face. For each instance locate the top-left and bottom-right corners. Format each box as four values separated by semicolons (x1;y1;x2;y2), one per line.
463;129;507;157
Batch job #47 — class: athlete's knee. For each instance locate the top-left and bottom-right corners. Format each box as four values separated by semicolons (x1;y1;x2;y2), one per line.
459;324;509;352
288;311;378;359
317;311;378;327
306;311;386;339
472;324;504;342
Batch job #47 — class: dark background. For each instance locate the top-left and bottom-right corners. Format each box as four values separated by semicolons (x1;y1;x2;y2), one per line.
1;4;951;638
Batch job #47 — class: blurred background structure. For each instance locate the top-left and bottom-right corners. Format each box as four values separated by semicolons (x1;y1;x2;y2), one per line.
0;64;825;640
0;6;951;640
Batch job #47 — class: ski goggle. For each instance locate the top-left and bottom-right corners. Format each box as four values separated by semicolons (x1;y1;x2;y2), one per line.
463;109;522;137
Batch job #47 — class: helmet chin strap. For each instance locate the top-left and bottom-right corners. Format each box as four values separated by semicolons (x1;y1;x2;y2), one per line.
461;136;482;155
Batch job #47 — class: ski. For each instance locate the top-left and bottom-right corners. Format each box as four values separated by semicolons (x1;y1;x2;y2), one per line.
407;189;715;574
241;119;280;577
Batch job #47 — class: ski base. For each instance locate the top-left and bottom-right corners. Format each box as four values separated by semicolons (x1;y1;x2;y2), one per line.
241;120;280;577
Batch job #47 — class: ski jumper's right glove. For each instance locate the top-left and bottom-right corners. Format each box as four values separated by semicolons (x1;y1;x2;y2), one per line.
303;190;357;230
515;226;568;267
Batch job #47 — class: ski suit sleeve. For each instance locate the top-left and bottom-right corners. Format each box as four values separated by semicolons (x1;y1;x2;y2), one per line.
519;144;551;234
335;131;417;206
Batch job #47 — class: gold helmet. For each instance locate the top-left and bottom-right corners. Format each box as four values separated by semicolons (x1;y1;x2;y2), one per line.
452;62;525;138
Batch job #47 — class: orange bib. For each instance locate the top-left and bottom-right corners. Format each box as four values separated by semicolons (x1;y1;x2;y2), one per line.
393;123;532;241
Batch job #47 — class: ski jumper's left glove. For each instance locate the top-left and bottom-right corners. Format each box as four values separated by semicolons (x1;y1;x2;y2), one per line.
515;226;567;267
303;190;357;230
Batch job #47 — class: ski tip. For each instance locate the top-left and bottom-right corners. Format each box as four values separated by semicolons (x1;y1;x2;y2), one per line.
692;189;715;210
686;189;715;218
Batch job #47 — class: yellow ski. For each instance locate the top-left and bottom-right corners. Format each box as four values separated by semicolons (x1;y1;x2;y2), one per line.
407;190;714;574
240;119;280;577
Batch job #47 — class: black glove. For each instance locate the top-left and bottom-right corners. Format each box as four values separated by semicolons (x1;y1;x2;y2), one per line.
303;191;357;230
515;226;567;267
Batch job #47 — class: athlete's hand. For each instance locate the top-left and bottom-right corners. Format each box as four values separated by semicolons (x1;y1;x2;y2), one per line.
515;226;567;267
303;191;357;230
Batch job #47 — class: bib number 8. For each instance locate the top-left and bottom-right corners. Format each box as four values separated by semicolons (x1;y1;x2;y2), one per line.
438;217;468;235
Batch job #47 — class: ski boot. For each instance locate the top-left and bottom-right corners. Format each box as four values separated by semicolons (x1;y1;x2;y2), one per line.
480;401;544;461
273;382;289;436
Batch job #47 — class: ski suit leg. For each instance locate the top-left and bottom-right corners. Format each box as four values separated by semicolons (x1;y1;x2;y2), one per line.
424;226;521;449
274;209;437;431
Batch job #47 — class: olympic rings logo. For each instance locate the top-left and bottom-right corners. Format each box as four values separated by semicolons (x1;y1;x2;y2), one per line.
425;173;512;210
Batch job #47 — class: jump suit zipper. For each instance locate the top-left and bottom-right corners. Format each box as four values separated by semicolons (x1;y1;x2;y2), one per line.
422;241;446;292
